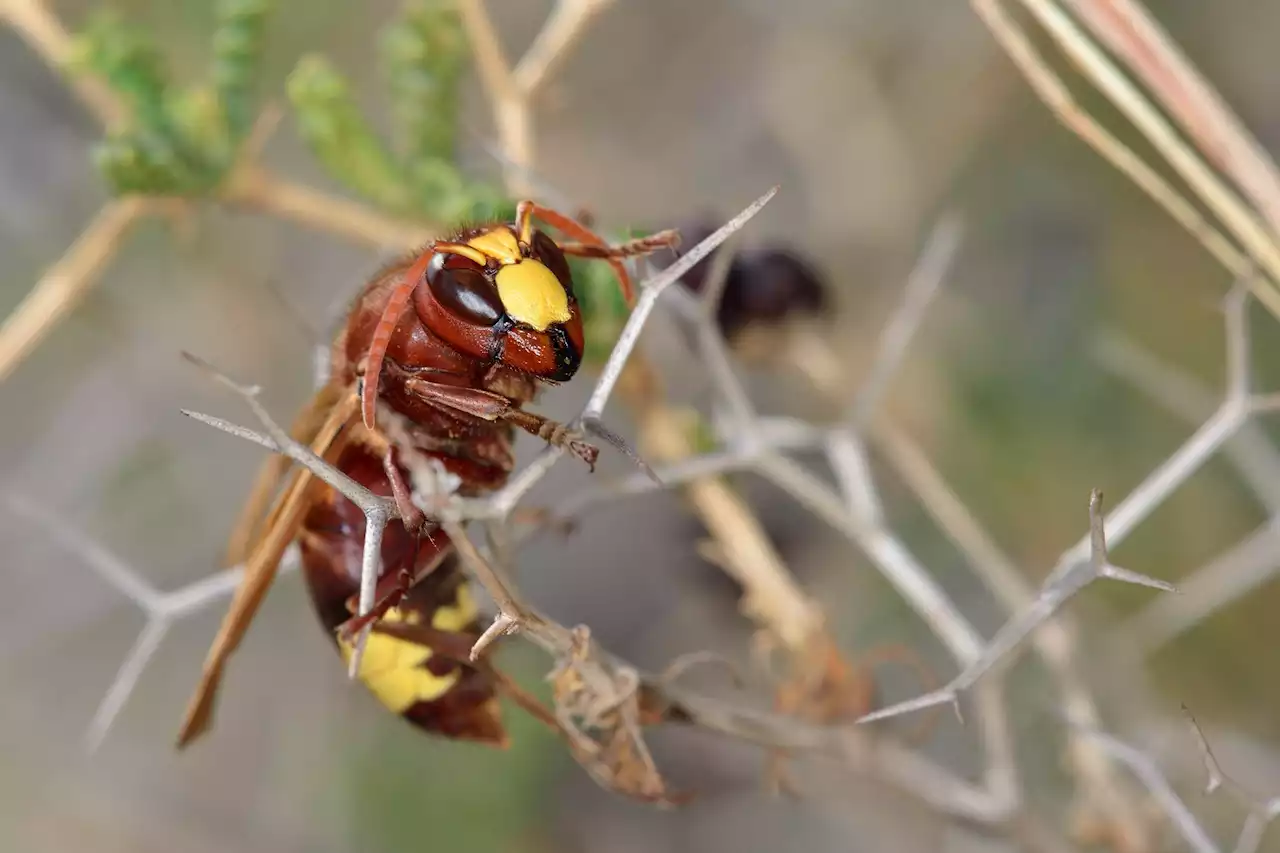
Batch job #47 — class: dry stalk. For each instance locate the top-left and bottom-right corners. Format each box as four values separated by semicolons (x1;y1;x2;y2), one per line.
0;197;152;381
457;0;612;197
219;165;437;249
616;359;824;652
1062;0;1280;238
0;0;128;128
972;0;1280;318
968;0;1270;316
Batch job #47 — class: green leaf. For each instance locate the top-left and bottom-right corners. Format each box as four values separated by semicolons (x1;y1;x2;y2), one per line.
287;55;412;212
382;0;468;165
70;4;276;196
459;191;518;226
68;11;172;131
168;86;234;167
686;409;721;455
405;157;469;220
211;0;273;141
94;125;222;195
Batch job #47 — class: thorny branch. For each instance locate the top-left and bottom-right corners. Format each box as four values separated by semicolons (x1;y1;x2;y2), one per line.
1065;707;1280;853
856;490;1172;723
555;215;1028;814
2;494;300;751
456;0;863;788
787;275;1268;774
1180;707;1280;853
504;209;1165;839
172;188;1035;814
779;231;1159;845
7;0;1280;845
1090;324;1280;657
869;424;1156;850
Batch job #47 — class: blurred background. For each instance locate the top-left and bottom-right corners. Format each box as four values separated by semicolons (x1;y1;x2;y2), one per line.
3;1;1280;851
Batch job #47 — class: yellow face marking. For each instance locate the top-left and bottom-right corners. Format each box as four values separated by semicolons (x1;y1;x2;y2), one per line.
463;226;571;330
465;228;521;265
337;606;459;713
494;261;571;331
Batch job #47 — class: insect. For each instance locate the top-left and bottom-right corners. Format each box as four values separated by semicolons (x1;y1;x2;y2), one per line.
175;200;680;749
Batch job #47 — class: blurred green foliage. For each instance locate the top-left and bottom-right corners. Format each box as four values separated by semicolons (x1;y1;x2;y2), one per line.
68;0;651;363
285;0;512;224
69;0;271;195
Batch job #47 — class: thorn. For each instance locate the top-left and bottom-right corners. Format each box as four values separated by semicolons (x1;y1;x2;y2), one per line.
471;612;521;661
180;350;261;397
1089;488;1104;514
583;416;661;484
347;624;372;679
1101;563;1177;592
855;687;957;724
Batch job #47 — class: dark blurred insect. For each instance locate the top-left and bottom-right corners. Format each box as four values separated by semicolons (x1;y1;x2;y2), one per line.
655;218;829;341
175;201;679;749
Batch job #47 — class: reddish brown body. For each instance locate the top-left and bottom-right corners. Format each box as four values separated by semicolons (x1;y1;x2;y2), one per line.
174;202;678;750
341;258;541;488
298;256;549;743
297;436;504;743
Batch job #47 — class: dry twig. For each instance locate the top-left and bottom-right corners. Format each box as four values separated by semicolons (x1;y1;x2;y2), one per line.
0;0;128;127
1180;706;1280;853
458;0;612;196
0;197;152;381
856;490;1172;724
1062;0;1280;239
1065;708;1280;853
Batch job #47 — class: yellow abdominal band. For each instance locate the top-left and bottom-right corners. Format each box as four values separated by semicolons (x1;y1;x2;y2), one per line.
337;585;477;713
